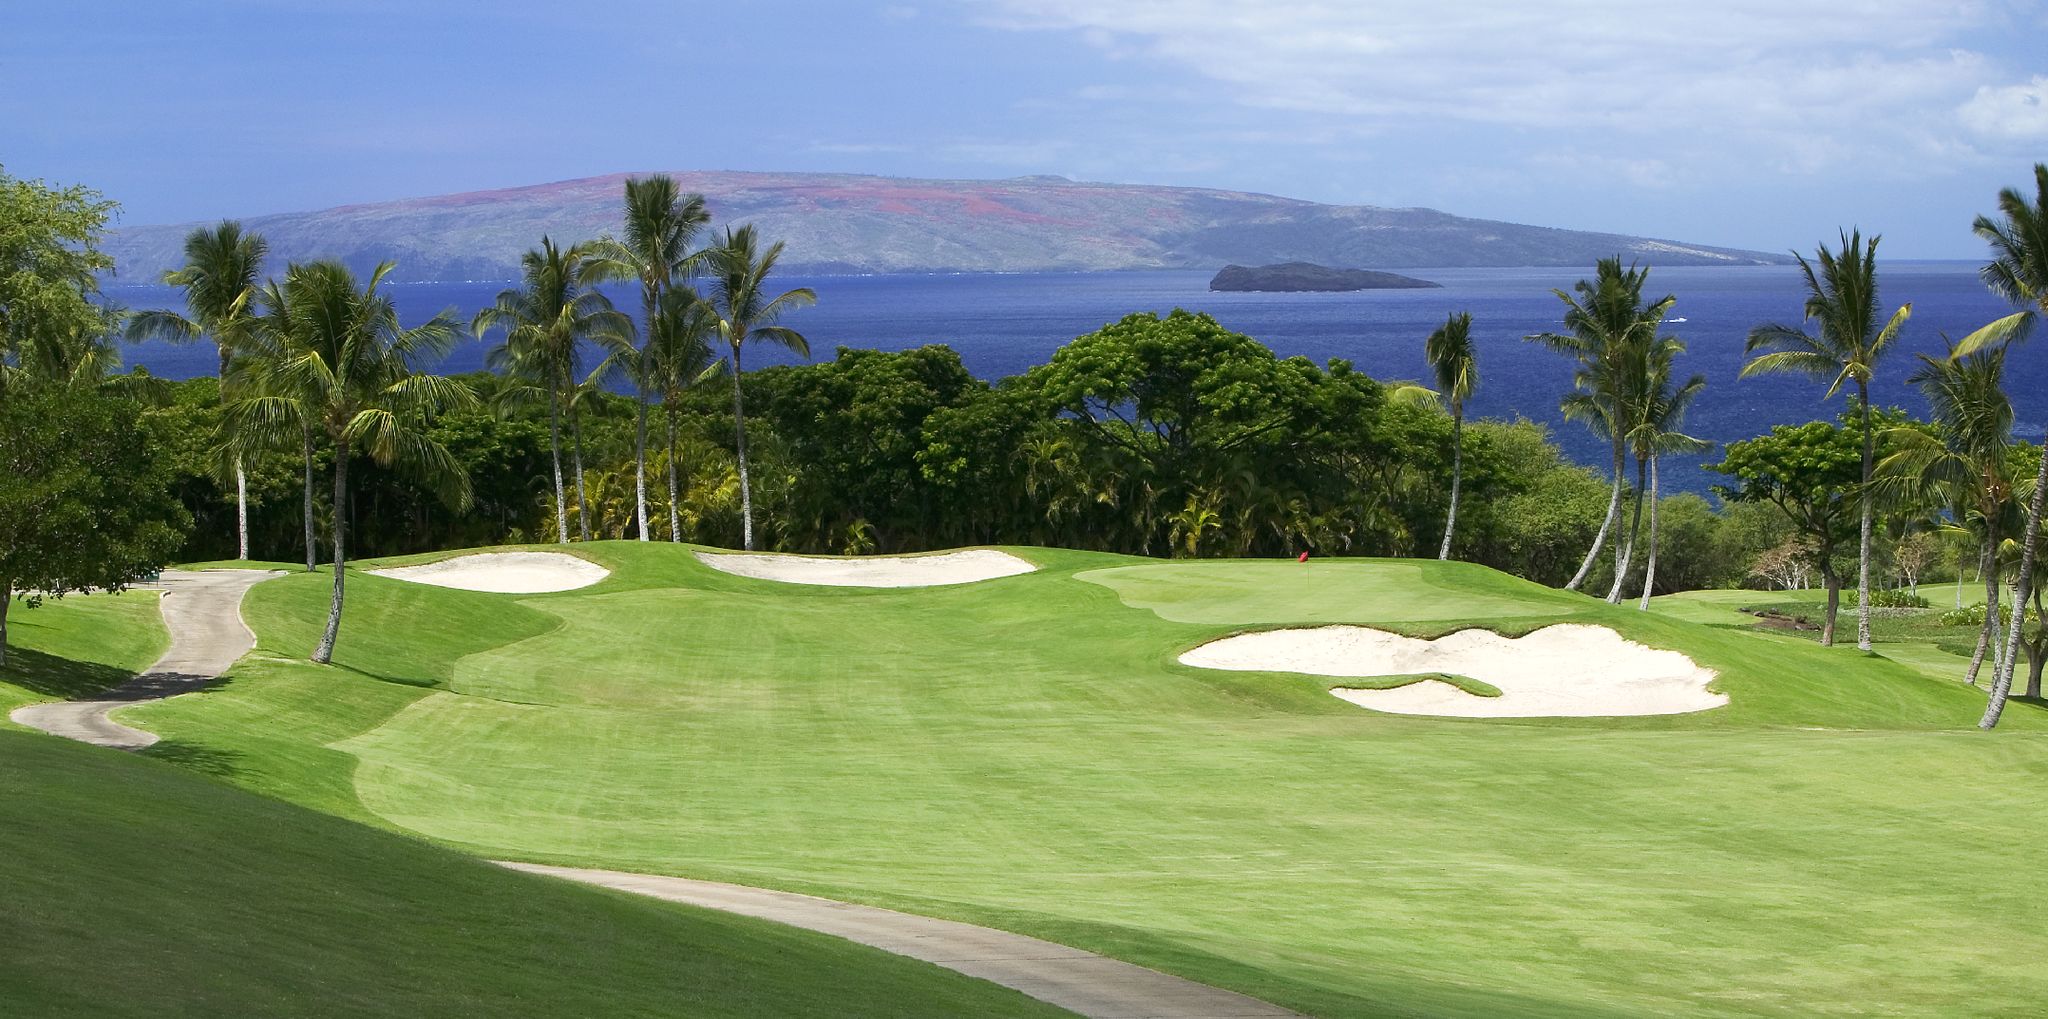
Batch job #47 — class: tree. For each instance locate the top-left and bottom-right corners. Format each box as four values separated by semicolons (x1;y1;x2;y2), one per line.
1630;338;1710;610
640;287;723;541
1424;312;1478;559
588;175;710;541
1879;342;2017;685
1714;414;1918;646
1529;258;1674;594
1953;164;2048;729
0;166;118;391
475;238;632;543
1742;229;1911;651
127;221;270;560
0;384;189;667
241;261;474;664
706;225;816;550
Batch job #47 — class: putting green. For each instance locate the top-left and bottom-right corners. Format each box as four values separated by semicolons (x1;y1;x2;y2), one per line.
119;543;2048;1017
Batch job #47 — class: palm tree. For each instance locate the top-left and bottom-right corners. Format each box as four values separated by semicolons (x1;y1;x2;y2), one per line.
587;176;711;541
1425;312;1478;560
474;238;631;543
1530;258;1673;595
1881;341;2017;687
126;221;268;559
640;287;723;541
705;225;815;550
1742;229;1911;652
1630;338;1710;609
223;284;320;572
236;260;473;664
1953;163;2048;728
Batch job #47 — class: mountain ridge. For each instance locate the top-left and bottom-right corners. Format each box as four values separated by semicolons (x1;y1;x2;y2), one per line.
104;169;1790;283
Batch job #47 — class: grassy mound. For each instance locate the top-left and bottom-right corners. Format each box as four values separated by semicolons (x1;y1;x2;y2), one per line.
98;545;2048;1016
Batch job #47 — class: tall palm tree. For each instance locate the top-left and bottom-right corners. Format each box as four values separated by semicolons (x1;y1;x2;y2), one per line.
236;260;473;664
706;225;815;550
1530;258;1673;594
224;283;320;572
474;238;631;543
1425;312;1477;560
588;176;710;541
641;286;723;541
1953;163;2048;728
1742;229;1911;652
126;221;268;559
1630;338;1709;609
1881;341;2017;687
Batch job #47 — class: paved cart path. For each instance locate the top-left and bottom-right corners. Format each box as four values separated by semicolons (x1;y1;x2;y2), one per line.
11;569;280;749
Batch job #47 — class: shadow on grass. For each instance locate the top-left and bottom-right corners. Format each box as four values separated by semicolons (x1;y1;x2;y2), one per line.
141;739;244;779
0;647;135;700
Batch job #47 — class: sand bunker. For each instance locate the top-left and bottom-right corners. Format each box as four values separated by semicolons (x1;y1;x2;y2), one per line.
368;551;609;594
1180;623;1725;717
696;549;1036;587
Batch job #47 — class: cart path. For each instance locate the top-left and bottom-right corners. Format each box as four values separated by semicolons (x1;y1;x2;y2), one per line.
10;569;280;749
498;863;1302;1019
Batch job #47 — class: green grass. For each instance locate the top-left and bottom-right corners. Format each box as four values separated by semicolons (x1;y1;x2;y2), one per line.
0;578;1064;1018
0;590;167;716
104;544;2048;1016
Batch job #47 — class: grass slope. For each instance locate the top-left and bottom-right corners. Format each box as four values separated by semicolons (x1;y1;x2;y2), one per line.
0;589;166;716
118;544;2048;1017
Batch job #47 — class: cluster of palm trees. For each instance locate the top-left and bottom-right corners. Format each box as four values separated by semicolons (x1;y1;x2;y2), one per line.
1529;258;1708;610
140;174;816;664
474;178;813;552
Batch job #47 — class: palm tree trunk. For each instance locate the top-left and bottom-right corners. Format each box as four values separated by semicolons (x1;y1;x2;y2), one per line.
571;403;591;543
634;394;651;541
1567;440;1626;591
1964;535;2000;687
730;345;755;551
301;423;316;572
1983;446;2048;728
665;402;682;542
1821;564;1841;647
1856;385;1875;651
0;580;11;669
2026;591;2045;701
236;458;249;561
1607;455;1646;604
1637;453;1662;611
1438;411;1462;561
312;440;348;665
548;394;568;544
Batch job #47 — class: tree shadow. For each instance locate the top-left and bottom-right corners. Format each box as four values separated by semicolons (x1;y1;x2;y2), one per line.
0;647;135;700
140;738;243;779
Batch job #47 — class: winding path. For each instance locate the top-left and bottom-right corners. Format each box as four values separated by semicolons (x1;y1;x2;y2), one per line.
10;569;279;749
12;566;1302;1018
500;864;1299;1018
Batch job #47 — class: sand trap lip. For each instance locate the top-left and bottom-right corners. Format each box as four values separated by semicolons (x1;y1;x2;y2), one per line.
696;549;1036;587
367;551;609;593
1180;623;1725;718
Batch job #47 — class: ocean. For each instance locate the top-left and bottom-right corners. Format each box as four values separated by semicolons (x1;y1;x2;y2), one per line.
106;262;2037;496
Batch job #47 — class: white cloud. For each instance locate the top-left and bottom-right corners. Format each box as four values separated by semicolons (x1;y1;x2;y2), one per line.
972;0;2032;175
1960;75;2048;139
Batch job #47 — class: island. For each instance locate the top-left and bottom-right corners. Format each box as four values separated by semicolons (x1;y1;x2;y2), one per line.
1209;262;1441;292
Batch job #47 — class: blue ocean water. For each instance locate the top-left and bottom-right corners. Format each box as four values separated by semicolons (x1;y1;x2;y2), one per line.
106;263;2037;495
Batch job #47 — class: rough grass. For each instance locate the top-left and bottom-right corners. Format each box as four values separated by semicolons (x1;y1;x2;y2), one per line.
105;544;2048;1016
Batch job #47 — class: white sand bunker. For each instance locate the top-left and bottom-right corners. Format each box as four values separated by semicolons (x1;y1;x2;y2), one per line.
1181;623;1725;718
368;551;609;594
696;549;1036;588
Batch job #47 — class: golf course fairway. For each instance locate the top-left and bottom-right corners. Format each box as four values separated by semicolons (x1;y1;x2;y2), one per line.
29;543;2048;1016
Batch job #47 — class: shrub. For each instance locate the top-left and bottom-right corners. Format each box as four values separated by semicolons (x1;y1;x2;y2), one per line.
1851;588;1930;610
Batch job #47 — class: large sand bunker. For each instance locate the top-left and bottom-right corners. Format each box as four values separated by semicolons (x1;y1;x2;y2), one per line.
368;551;609;594
1180;623;1725;717
696;549;1036;587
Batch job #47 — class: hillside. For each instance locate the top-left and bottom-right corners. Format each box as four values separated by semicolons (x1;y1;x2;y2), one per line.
105;171;1788;282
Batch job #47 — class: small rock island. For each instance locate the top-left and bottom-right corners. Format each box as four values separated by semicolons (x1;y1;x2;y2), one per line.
1209;262;1440;292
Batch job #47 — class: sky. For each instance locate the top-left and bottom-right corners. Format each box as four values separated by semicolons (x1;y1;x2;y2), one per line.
4;1;2045;258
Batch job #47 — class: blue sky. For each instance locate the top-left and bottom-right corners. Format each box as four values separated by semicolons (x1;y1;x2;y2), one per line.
4;1;2045;257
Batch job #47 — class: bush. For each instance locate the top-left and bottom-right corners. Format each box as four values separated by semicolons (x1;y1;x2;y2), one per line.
1850;588;1930;610
1940;605;1986;627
